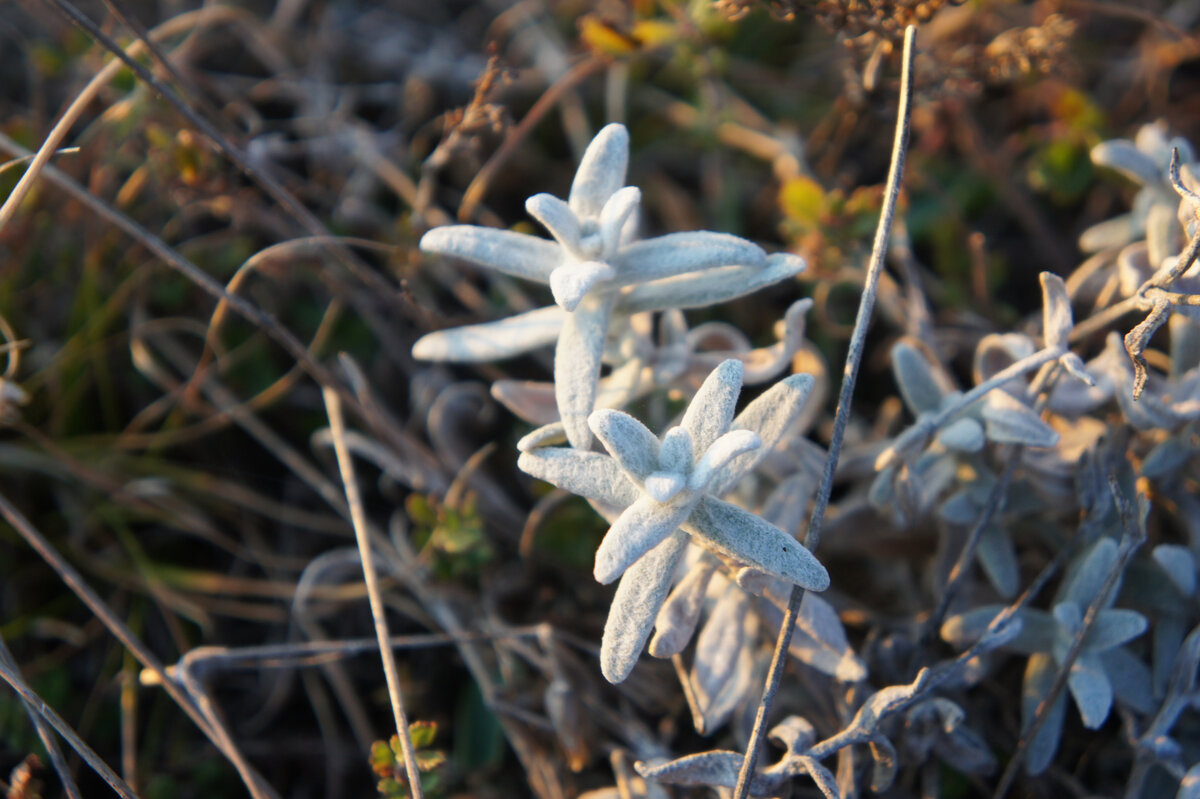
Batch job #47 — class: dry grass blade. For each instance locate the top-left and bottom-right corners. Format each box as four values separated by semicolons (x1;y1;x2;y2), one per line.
322;387;426;799
732;24;917;799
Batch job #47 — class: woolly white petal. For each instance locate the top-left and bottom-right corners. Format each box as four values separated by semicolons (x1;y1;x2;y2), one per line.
412;305;566;362
517;447;639;508
611;232;765;284
589;408;660;484
708;373;814;497
620;252;805;312
549;260;615;311
681;359;744;456
569;123;630;217
689;429;761;491
685;496;829;591
555;292;615;449
420;225;560;282
594;495;696;585
600;186;641;256
600;530;688;684
526;193;582;252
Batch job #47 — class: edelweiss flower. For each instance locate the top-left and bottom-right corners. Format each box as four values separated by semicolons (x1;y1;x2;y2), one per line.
414;123;804;447
517;359;828;682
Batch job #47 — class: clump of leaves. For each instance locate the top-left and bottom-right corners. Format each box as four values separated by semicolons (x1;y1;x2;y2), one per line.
370;721;447;799
406;493;492;580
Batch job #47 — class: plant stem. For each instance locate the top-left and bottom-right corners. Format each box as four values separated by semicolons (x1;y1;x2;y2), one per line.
731;25;916;799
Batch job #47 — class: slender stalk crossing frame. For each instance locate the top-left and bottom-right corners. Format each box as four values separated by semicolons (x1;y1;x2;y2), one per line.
731;25;917;799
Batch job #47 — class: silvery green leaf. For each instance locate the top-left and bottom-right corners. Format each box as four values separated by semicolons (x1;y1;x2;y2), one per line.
413;305;567;362
599;187;641;255
1067;653;1113;728
867;734;898;792
851;669;933;731
643;472;685;503
681;359;744;456
420;225;560;282
695;619;756;733
1118;241;1154;296
941;606;1053;654
1091;139;1160;186
1079;214;1136;253
516;421;568;451
493;380;560;426
612;232;765;284
1170;311;1200;377
595;495;696;585
620;253;805;312
976;524;1020;598
550;260;616;312
589;409;660;483
868;466;897;509
708;373;815;497
685;496;829;591
689;429;761;491
1085;609;1148;652
789;592;867;682
936;417;985;452
1040;272;1074;351
634;751;775;795
1099;646;1155;713
973;333;1036;386
938;489;977;526
1178;763;1200;799
1022;652;1067;775
649;557;718;658
981;390;1060;447
601;530;688;684
517;447;638;508
569;123;629;217
1061;537;1119;607
1059;351;1096;386
526;193;581;251
741;298;812;384
932;721;996;776
1144;439;1197;479
556;291;615;448
1154;615;1188;698
1147;200;1180;269
892;342;945;415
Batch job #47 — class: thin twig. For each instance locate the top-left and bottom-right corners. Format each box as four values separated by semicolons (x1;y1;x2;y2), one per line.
323;387;426;799
731;25;917;799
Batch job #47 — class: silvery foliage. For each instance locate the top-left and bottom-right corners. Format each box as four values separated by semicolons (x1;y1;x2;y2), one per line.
491;298;813;428
870;273;1092;527
941;537;1153;774
517;358;827;683
413;122;804;448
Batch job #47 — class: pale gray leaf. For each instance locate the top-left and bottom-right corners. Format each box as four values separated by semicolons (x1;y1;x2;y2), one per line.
600;186;641;255
555;291;615;448
708;373;815;497
589;409;660;484
1061;537;1119;607
1022;652;1067;775
517;447;638;508
635;750;776;795
791;592;867;682
526;192;581;251
892;342;944;415
696;635;755;734
681;359;744;455
981;390;1060;447
1067;653;1113;729
932;722;996;776
515;421;568;451
938;489;977;526
550;260;615;312
976;524;1020;598
493;380;560;426
569;123;629;218
643;472;686;503
685;496;829;591
620;252;805;312
595;495;696;585
1143;438;1196;480
420;225;560;282
1040;272;1074;351
1091;139;1161;186
1099;646;1155;714
601;530;688;684
1154;615;1188;699
692;586;750;706
768;716;818;757
1085;609;1148;652
1153;544;1197;595
412;305;566;362
868;735;898;792
1079;214;1136;253
936;417;985;452
612;232;765;284
690;429;761;491
941;606;1053;654
649;558;718;658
